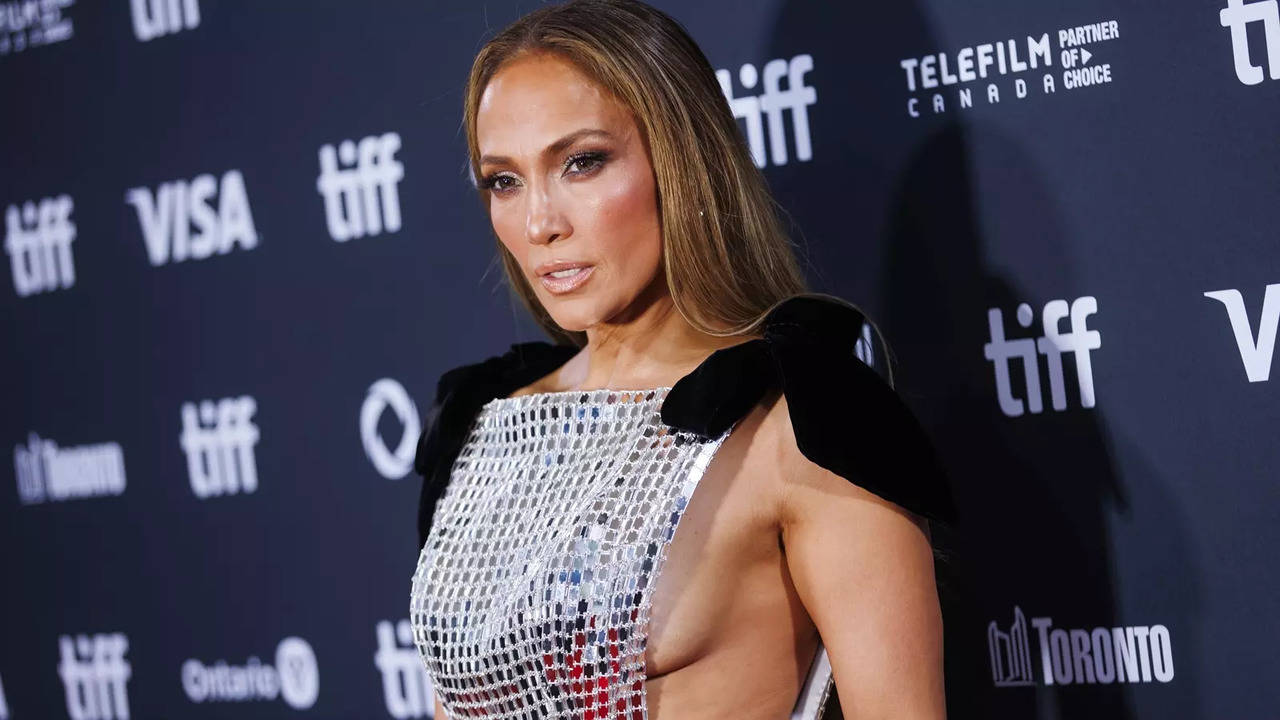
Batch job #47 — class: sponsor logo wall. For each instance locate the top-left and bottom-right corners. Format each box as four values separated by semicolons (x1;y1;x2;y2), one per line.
0;0;76;55
129;0;199;43
13;433;126;505
983;296;1101;417
1220;0;1280;85
125;170;258;266
898;19;1121;117
1204;283;1279;382
5;195;76;297
374;620;435;719
317;132;405;242
57;634;131;720
989;607;1175;688
1;2;1275;718
180;395;260;499
181;637;319;710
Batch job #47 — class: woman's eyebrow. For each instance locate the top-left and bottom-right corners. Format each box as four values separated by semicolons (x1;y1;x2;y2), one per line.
480;128;614;166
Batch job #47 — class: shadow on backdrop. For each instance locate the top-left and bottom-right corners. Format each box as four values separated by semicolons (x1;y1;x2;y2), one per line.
759;2;1204;717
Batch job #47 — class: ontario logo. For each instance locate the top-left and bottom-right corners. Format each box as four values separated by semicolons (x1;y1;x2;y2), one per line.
988;607;1174;687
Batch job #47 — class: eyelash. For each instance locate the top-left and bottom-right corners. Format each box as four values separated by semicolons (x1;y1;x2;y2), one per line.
480;150;609;195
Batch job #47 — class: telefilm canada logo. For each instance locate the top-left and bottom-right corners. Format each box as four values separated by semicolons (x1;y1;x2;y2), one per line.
715;54;816;169
989;607;1174;687
0;0;76;55
181;636;319;709
899;19;1120;117
374;619;437;719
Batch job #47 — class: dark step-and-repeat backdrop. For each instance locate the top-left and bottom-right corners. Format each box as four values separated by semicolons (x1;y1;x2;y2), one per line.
2;1;1276;718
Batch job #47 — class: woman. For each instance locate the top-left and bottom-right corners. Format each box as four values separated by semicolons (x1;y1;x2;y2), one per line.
408;1;956;717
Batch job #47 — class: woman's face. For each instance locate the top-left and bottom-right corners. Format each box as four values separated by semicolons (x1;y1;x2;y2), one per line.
475;51;663;334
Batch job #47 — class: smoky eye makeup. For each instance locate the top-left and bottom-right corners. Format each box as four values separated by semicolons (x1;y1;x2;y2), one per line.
478;172;515;192
564;149;610;175
479;149;612;194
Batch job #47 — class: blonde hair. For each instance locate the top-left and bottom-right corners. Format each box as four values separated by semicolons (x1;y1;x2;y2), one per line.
463;0;812;347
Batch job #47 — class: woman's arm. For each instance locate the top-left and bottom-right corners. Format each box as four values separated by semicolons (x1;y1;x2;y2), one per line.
771;395;946;719
434;697;448;719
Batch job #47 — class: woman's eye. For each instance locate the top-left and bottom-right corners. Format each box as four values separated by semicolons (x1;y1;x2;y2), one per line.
483;174;518;194
566;152;606;175
482;153;605;196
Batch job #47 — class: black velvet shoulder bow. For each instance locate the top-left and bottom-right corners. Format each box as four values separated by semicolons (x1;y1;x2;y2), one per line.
414;295;956;550
660;294;957;525
413;341;577;549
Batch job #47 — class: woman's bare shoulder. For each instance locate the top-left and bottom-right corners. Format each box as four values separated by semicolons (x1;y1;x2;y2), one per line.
750;387;930;531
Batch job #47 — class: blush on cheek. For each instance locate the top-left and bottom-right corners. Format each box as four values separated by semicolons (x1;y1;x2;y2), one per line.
590;159;659;249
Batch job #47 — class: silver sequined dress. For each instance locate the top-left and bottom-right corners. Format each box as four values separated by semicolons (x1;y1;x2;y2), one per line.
408;387;731;719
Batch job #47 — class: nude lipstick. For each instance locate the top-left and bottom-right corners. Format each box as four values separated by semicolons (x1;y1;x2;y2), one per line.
535;261;595;294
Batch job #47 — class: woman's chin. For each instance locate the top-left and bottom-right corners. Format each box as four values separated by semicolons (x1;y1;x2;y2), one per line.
543;305;596;334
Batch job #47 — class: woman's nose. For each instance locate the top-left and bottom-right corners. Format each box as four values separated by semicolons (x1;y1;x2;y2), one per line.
524;183;570;246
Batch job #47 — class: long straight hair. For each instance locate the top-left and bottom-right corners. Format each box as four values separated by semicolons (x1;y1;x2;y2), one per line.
463;0;811;347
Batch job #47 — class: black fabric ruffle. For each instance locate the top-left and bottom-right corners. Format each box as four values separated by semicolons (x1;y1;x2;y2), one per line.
414;295;956;550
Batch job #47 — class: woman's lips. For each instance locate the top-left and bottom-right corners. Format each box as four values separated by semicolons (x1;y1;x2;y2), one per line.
538;264;595;294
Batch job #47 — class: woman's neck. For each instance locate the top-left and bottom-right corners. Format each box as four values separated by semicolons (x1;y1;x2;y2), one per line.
559;290;757;392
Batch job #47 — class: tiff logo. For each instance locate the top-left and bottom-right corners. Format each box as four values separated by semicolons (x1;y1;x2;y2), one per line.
316;132;404;242
179;396;260;499
1220;0;1280;85
130;0;200;42
4;195;75;297
1204;282;1279;382
374;620;436;719
716;54;816;168
58;633;131;720
983;297;1101;417
125;169;257;266
988;607;1035;686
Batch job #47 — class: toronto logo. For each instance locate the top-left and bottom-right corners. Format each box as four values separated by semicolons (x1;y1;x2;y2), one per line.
988;607;1174;687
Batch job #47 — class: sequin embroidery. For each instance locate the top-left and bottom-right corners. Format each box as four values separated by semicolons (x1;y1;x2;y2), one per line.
409;387;731;719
